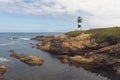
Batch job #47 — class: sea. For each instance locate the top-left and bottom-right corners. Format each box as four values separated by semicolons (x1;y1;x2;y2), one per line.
0;33;119;80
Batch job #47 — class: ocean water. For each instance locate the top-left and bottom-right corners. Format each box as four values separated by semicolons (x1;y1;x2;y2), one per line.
0;33;119;80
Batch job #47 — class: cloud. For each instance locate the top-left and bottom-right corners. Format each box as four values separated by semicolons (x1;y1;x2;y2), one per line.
0;0;120;28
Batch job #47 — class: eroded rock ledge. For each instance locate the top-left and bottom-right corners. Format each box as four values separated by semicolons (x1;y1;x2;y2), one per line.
32;33;120;75
36;34;98;54
9;50;44;66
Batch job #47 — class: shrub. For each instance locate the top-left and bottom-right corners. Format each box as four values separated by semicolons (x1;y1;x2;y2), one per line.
104;36;118;44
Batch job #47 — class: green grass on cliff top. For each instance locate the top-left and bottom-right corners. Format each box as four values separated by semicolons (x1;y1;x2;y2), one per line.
65;27;120;44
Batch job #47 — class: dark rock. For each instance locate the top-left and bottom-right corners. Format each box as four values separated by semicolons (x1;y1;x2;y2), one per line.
32;46;35;48
113;63;120;75
31;35;55;41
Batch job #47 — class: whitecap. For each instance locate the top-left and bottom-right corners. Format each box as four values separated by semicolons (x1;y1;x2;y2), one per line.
10;37;17;40
0;57;10;63
10;37;30;40
19;38;30;40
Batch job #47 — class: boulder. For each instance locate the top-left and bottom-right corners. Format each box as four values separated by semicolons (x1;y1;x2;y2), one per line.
57;55;70;63
0;66;7;75
113;64;120;75
38;41;51;51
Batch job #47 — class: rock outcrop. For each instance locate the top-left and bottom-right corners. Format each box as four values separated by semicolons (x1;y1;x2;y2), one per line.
58;43;120;74
31;35;55;41
32;33;120;75
37;34;97;54
0;66;7;75
0;66;7;80
9;50;44;66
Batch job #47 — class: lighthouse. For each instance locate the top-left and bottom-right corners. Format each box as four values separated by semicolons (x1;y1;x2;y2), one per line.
77;16;82;30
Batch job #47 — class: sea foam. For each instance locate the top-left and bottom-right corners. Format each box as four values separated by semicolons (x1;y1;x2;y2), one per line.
10;37;30;40
0;57;10;63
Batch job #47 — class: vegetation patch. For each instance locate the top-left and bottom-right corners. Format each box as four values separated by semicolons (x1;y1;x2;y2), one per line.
65;30;84;37
65;27;120;44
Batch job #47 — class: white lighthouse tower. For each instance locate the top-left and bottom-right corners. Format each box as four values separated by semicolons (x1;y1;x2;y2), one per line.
77;16;82;30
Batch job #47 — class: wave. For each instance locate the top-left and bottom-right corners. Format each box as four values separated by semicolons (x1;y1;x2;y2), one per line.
0;57;10;63
0;41;15;46
10;37;30;40
19;38;30;40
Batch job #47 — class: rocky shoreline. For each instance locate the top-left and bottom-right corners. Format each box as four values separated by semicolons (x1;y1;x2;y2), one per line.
32;33;120;75
0;45;44;80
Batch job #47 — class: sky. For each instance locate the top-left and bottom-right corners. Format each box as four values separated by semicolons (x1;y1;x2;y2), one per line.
0;0;120;32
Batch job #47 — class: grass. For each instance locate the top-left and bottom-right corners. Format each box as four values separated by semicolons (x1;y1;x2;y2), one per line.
65;30;84;37
65;27;120;44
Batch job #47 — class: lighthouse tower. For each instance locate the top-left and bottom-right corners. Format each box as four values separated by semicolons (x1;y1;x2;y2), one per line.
77;16;82;30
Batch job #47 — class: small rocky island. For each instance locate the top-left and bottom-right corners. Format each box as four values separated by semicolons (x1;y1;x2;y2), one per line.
32;27;120;75
9;50;44;66
0;66;7;80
